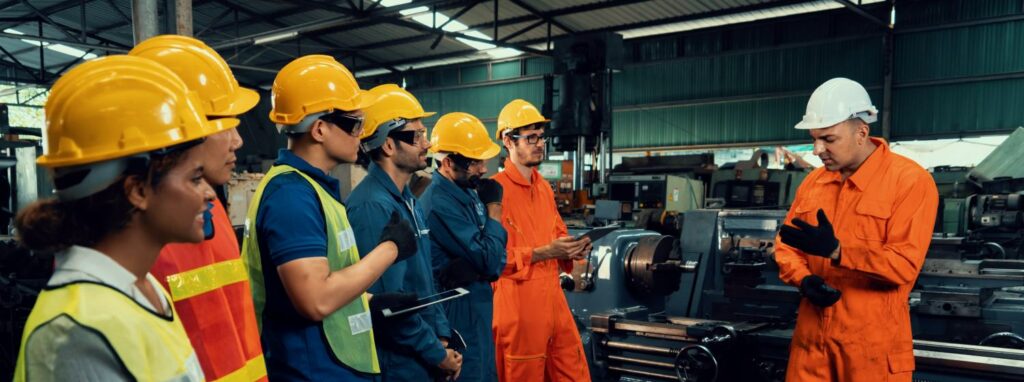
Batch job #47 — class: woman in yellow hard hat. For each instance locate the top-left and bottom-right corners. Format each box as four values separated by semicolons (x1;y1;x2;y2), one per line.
12;55;229;381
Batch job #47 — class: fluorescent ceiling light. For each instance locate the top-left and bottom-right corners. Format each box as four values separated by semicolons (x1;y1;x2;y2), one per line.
486;48;523;59
379;0;412;7
457;31;497;50
400;6;429;16
4;28;97;60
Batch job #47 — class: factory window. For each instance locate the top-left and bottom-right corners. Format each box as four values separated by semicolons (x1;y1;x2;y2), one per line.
0;85;47;129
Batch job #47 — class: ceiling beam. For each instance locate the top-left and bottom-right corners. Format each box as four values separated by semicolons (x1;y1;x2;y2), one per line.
831;0;888;27
509;0;573;34
209;0;401;73
350;0;823;72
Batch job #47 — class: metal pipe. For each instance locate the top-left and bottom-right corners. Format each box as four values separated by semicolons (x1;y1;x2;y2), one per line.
0;32;129;53
604;340;678;355
607;355;676;369
176;0;192;37
575;136;585;191
132;0;158;44
607;366;678;380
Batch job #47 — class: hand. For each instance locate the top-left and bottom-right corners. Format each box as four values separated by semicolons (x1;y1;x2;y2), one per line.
800;275;842;307
476;178;503;205
437;257;483;290
536;236;587;261
779;209;839;258
369;292;418;320
379;211;418;262
569;239;593;261
438;348;463;377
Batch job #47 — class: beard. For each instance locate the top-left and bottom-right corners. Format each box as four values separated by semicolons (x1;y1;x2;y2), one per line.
454;174;481;189
396;149;428;173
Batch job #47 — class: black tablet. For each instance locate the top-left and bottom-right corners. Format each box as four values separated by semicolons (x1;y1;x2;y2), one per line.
575;225;619;243
381;288;469;318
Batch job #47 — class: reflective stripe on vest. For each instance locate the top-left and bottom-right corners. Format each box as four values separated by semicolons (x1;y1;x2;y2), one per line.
240;164;380;374
14;280;203;381
166;258;248;302
212;354;268;382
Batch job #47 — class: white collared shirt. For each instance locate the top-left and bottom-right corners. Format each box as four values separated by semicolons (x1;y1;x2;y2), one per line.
24;245;202;382
49;245;170;313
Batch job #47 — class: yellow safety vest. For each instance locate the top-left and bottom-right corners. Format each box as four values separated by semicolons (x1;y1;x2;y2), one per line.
241;164;380;374
14;279;201;381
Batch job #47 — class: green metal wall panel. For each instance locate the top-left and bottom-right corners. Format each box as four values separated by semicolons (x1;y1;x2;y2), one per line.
898;0;1021;27
895;20;1024;82
614;37;883;106
612;89;883;149
415;79;546;127
461;64;488;83
892;79;1024;139
525;57;554;76
611;96;809;149
491;60;521;80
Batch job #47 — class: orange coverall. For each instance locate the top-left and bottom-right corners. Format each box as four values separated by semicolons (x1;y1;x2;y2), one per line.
492;159;590;382
775;138;938;382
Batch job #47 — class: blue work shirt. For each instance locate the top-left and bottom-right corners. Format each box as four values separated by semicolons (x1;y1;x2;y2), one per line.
347;162;451;381
420;173;507;382
254;149;371;381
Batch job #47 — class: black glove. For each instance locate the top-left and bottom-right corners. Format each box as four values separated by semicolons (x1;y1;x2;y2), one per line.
800;275;842;307
437;258;484;290
379;211;418;262
369;292;418;321
476;178;503;206
779;209;839;258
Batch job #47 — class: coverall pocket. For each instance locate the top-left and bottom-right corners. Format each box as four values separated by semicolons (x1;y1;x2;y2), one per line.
854;199;891;241
887;349;915;374
505;353;547;381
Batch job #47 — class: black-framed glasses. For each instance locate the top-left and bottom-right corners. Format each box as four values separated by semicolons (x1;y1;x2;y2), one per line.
510;133;546;144
389;129;428;146
319;111;364;137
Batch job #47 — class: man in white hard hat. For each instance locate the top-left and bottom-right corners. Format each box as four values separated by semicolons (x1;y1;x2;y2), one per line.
775;77;938;382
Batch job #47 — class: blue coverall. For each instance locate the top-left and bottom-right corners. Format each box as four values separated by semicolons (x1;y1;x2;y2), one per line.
348;162;452;382
420;173;507;382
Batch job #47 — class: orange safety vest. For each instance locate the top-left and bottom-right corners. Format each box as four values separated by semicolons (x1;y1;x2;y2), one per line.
153;198;267;382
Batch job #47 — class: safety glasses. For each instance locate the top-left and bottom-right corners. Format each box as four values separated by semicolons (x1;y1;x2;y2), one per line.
510;132;546;145
389;129;428;146
319;110;364;137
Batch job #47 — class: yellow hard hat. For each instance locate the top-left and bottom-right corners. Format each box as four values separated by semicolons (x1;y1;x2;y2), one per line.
429;112;500;160
40;55;236;168
129;35;259;117
496;99;549;140
269;55;375;127
359;84;435;150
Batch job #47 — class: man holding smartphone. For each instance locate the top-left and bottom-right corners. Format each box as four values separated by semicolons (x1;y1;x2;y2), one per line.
491;99;592;381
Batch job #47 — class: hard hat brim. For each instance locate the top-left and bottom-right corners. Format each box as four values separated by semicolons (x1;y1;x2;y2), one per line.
469;142;501;161
37;117;237;168
210;86;260;117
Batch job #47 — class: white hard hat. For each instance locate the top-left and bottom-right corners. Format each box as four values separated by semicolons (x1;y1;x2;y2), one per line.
795;77;878;130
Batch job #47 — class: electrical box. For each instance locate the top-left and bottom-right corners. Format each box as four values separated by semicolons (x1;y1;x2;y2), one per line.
608;174;704;213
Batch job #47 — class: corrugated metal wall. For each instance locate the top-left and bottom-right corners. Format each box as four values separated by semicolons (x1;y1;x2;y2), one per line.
357;0;1023;151
892;0;1024;139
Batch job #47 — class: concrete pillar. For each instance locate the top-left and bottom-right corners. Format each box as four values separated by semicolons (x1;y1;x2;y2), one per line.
131;0;158;44
176;0;193;36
